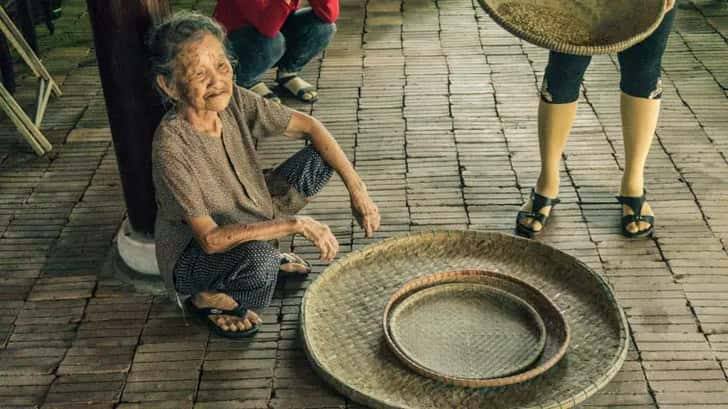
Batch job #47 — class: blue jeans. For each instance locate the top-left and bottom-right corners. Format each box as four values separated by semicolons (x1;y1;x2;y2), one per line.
227;8;336;88
541;8;676;103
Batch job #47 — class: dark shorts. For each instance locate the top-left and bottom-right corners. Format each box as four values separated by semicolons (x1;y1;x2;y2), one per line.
541;9;676;103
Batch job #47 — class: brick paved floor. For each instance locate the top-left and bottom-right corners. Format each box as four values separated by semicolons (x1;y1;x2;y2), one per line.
1;0;727;408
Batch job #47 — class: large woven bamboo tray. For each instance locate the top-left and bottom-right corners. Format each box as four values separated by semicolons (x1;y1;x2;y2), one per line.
301;230;629;409
476;0;668;55
383;270;571;388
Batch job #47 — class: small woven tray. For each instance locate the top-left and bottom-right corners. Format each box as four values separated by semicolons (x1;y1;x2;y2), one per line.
476;0;668;55
384;271;551;387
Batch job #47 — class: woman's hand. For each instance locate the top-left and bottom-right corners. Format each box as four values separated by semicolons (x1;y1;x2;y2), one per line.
665;0;675;11
296;216;339;261
285;111;381;238
350;187;380;238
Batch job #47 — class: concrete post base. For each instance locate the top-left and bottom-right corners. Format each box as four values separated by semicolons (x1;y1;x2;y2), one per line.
117;218;159;275
110;218;166;295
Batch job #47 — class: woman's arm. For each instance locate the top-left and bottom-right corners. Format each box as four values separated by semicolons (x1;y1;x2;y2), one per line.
284;111;363;193
187;214;339;260
284;111;381;236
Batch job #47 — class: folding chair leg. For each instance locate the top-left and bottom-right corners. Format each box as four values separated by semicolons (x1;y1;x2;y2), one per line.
34;79;52;126
0;5;60;156
1;83;51;155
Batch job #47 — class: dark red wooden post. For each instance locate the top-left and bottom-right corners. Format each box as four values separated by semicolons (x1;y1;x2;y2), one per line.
86;0;171;235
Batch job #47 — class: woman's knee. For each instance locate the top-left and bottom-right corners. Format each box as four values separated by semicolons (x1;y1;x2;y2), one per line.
620;69;663;99
619;54;664;99
230;30;286;85
542;52;591;103
252;34;286;68
238;241;280;275
285;8;337;45
617;9;674;100
292;146;333;197
316;21;337;43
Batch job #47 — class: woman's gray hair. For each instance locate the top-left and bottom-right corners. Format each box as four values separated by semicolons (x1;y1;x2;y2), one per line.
146;11;236;105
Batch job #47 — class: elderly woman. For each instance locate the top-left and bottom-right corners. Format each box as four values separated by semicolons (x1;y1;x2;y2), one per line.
147;12;380;339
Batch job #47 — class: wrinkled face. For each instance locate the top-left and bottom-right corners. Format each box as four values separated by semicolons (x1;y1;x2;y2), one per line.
170;32;233;113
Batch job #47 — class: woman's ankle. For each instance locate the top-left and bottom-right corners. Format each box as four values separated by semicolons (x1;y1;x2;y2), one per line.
535;176;560;198
276;70;297;80
619;177;644;197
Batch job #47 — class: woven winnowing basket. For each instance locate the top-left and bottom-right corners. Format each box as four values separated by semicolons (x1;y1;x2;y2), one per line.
477;0;668;55
301;231;629;409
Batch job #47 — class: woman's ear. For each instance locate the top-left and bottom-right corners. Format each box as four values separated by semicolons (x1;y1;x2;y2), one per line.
156;74;179;102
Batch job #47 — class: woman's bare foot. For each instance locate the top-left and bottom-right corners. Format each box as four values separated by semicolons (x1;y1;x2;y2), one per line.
248;82;281;104
517;180;559;233
621;200;654;234
279;252;311;275
193;291;262;332
517;199;554;233
276;73;318;102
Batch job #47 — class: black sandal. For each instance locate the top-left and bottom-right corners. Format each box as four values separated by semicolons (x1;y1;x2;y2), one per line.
616;192;654;238
515;189;561;239
279;252;311;278
276;75;319;103
184;298;259;339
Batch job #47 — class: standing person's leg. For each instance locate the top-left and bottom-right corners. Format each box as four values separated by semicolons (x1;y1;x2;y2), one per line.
616;8;676;238
275;8;337;102
174;240;281;338
227;26;285;102
516;52;591;237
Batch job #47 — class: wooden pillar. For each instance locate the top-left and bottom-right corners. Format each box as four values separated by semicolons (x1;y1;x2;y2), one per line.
86;0;171;235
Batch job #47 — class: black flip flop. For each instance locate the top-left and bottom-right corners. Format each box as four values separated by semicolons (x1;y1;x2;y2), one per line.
184;298;259;339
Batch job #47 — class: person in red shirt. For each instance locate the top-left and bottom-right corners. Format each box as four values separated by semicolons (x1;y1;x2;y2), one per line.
214;0;339;104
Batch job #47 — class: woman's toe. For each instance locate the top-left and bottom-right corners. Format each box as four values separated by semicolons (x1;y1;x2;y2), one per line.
230;320;241;331
523;217;542;232
532;221;543;232
626;222;639;234
246;310;261;324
